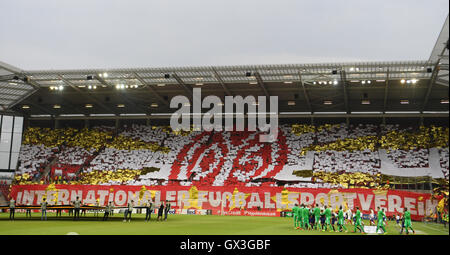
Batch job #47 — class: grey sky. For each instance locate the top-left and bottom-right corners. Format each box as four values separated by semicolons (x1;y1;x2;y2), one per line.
0;0;448;70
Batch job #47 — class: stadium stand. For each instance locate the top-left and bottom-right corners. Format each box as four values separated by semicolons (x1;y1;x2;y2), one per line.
386;149;429;168
312;150;381;174
17;144;56;177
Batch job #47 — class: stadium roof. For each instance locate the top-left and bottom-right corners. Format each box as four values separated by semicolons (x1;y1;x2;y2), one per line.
429;15;449;89
1;17;448;121
0;61;38;112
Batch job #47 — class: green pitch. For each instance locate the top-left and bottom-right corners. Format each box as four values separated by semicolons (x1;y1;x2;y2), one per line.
0;212;448;235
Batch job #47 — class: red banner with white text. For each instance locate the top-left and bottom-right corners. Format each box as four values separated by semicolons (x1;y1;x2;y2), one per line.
9;185;439;220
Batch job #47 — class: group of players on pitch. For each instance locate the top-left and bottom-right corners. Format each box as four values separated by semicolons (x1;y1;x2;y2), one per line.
6;197;173;223
291;203;415;235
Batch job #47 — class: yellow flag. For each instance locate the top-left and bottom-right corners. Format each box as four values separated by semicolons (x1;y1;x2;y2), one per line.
437;198;445;212
186;186;201;210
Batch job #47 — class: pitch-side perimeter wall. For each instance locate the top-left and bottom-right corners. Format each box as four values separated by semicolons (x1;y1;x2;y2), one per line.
10;185;439;220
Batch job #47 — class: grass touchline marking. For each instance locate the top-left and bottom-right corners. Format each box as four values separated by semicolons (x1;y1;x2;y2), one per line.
418;223;449;234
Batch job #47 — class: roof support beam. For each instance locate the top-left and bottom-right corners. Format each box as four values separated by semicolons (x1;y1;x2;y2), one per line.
382;69;390;113
0;63;41;90
339;70;350;114
0;61;39;110
0;61;23;74
297;71;312;112
0;74;20;82
0;97;15;102
423;31;448;111
253;72;270;98
421;63;441;112
211;67;232;96
428;15;448;62
435;78;449;87
439;64;448;71
133;72;169;107
24;78;41;90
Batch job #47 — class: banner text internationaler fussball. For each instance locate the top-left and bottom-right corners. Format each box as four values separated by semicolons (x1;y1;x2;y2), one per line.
9;185;439;221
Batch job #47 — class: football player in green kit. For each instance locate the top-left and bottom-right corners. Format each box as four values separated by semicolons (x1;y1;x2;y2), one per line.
338;205;348;232
403;208;415;235
298;204;304;229
302;204;310;230
292;203;300;229
376;207;388;234
313;203;321;230
323;205;332;232
353;206;366;234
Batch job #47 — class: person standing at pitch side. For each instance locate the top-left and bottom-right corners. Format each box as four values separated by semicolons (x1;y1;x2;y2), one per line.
40;198;48;221
94;199;100;219
103;201;113;221
9;198;15;221
73;196;82;220
164;200;171;221
157;202;164;221
25;201;32;218
123;200;133;222
145;199;153;222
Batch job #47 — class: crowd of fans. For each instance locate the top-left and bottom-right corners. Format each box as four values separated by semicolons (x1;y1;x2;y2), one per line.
386;149;429;168
9;123;448;190
313;150;381;174
17;144;56;178
283;125;314;169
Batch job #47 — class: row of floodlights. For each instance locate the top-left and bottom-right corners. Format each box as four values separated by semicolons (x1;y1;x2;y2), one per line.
115;84;139;89
313;80;339;85
400;79;419;84
22;103;160;109
22;99;449;109
312;79;420;85
49;85;64;90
